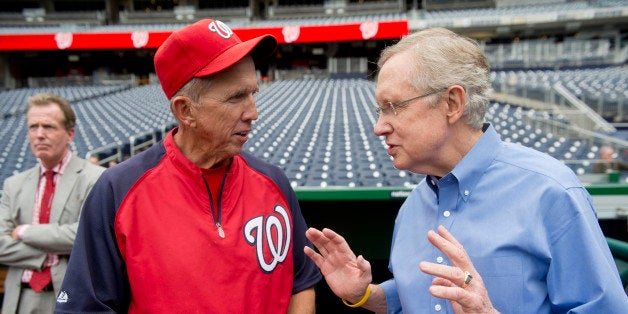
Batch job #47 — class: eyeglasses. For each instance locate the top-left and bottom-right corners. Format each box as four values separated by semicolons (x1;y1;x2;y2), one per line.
375;88;446;117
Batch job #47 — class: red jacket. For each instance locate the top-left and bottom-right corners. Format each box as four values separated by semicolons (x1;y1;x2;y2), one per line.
56;128;321;313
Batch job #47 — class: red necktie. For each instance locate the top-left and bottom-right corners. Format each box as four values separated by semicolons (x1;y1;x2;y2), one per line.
29;170;55;292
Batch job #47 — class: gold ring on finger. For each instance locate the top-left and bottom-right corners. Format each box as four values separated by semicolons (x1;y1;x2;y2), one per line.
463;271;473;286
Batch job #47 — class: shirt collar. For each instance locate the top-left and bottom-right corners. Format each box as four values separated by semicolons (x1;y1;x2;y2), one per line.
427;123;500;201
164;127;236;176
40;151;72;177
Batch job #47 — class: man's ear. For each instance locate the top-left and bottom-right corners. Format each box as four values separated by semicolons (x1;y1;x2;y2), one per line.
171;96;195;127
445;85;466;124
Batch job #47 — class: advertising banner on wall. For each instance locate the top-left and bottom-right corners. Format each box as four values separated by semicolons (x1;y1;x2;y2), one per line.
0;20;408;51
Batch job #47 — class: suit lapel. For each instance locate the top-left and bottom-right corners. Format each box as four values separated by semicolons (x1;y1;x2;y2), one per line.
50;155;83;223
20;167;40;221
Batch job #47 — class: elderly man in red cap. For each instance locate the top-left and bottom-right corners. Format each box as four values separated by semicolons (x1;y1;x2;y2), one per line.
55;19;321;313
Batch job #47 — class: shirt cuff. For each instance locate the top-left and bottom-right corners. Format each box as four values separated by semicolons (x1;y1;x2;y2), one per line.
380;278;402;314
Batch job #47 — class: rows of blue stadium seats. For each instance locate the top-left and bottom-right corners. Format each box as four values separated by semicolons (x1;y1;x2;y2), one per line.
246;79;425;187
0;84;172;180
492;67;627;122
421;1;591;19
0;77;623;187
0;85;130;116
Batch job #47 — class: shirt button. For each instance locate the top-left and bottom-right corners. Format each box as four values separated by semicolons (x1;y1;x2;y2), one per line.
435;304;442;311
436;256;444;263
464;190;469;196
443;211;451;217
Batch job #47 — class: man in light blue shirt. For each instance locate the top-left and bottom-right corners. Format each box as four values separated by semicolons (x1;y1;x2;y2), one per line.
304;27;628;313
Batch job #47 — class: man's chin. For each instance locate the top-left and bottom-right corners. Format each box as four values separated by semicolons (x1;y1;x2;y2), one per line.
34;153;53;163
230;143;245;154
232;148;244;157
391;158;409;171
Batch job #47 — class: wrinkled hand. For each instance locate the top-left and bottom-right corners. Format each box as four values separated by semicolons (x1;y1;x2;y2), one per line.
419;226;499;314
304;227;372;303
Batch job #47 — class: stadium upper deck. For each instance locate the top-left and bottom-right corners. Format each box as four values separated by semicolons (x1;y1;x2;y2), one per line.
0;0;625;35
0;1;625;87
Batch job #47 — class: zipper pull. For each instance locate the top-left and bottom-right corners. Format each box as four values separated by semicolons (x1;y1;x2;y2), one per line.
216;223;225;238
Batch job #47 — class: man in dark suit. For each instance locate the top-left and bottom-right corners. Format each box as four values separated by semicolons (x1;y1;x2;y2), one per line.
0;93;104;313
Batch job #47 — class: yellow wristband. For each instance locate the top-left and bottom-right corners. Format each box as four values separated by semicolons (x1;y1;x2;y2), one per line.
342;285;371;308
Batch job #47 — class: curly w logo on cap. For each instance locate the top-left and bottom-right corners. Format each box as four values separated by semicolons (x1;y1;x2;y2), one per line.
154;19;277;99
208;20;233;39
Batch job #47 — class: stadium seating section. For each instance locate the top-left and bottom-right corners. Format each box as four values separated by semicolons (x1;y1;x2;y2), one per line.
1;68;625;187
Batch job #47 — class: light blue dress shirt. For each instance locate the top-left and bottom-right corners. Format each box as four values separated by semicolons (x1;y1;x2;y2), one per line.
380;124;628;313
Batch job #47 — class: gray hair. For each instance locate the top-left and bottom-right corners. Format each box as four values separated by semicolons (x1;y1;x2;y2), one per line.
172;76;215;106
378;27;491;130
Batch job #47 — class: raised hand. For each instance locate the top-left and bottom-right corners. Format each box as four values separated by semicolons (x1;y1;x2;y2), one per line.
304;227;372;302
419;225;499;314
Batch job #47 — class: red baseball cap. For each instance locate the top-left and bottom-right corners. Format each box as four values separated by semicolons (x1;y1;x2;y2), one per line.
154;19;277;99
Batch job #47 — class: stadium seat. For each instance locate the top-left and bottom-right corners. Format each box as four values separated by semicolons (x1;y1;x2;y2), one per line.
0;77;623;187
